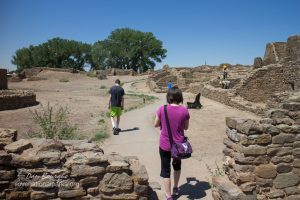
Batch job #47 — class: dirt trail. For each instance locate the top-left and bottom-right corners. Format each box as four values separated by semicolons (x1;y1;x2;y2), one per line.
103;80;259;200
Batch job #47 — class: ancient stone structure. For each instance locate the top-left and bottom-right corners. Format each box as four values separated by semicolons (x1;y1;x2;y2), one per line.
212;95;300;200
97;68;137;77
0;69;8;89
20;67;76;79
0;90;38;111
0;129;149;199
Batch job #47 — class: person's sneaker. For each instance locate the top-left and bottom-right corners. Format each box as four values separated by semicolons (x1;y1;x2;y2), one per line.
116;128;121;132
172;187;180;196
113;127;119;135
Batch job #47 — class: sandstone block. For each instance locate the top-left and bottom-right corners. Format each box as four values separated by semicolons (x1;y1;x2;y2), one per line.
240;134;272;145
4;139;32;153
0;128;17;149
65;151;108;166
271;155;293;164
11;149;40;167
79;177;98;189
284;186;300;195
256;177;273;187
293;159;300;168
100;194;138;200
267;147;292;156
226;128;240;142
276;163;293;173
286;195;300;200
267;190;285;198
223;138;242;152
99;172;133;194
275;117;295;126
267;109;290;119
233;164;255;173
30;191;56;200
240;182;256;192
293;141;300;148
264;125;280;135
31;177;57;190
293;148;300;158
134;183;148;195
0;150;12;165
106;160;129;173
71;165;105;178
37;151;61;166
236;119;262;135
58;189;86;199
87;187;99;196
274;173;300;189
243;145;266;156
277;124;300;133
37;140;66;152
212;176;246;200
0;169;15;180
236;172;255;183
6;191;31;200
254;164;277;179
130;163;149;185
282;102;300;111
272;133;295;144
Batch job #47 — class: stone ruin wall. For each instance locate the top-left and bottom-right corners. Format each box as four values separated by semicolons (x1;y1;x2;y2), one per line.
0;90;38;111
212;97;300;200
237;62;300;103
0;129;149;200
263;42;286;66
0;69;8;89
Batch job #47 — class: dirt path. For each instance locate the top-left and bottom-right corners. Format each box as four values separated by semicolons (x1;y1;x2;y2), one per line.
103;81;259;200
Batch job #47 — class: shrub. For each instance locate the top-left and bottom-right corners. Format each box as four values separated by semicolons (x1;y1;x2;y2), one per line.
100;85;106;89
59;77;69;82
87;72;97;78
29;103;76;140
91;130;109;141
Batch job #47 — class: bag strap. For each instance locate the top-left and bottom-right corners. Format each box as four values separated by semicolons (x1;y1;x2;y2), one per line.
164;105;173;147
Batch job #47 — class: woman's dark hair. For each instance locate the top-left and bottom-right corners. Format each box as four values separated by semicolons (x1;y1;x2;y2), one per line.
166;87;183;104
115;79;121;84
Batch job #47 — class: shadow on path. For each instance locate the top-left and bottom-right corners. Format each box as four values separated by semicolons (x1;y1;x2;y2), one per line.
175;177;211;200
120;127;139;133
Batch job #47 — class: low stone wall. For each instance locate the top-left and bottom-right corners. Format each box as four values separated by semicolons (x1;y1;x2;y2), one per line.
213;98;300;200
0;129;149;199
20;68;75;79
0;69;8;89
0;90;38;111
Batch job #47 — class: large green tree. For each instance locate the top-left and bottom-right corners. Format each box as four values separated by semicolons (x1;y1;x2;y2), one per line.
91;28;167;72
12;37;92;72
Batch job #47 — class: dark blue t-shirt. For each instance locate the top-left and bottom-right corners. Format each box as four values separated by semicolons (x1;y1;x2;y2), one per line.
109;85;125;107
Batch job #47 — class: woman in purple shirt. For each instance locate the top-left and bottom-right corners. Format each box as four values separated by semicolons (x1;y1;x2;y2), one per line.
154;87;190;200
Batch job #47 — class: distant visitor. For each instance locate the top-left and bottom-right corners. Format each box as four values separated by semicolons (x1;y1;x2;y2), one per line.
108;79;125;135
167;81;173;90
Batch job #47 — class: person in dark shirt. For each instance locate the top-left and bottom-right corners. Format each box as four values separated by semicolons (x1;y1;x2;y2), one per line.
109;79;125;135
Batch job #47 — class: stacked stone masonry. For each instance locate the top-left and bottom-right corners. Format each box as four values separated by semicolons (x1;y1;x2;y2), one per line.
0;129;149;200
0;69;8;90
212;97;300;200
0;90;38;111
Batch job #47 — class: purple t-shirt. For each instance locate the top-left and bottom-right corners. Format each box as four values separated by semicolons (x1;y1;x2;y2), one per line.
156;105;190;151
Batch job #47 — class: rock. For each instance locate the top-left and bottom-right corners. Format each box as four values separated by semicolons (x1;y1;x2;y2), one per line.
253;57;263;69
65;151;107;166
242;145;266;156
58;189;86;199
294;141;300;148
0;169;16;180
134;183;148;195
267;147;292;156
267;109;290;119
240;182;256;192
226;128;240;142
79;177;98;189
233;164;255;173
31;176;57;190
37;140;66;152
274;173;300;189
277;124;300;133
293;148;300;158
293;159;300;168
30;191;56;200
11;149;40;167
0;180;10;191
130;162;149;185
264;125;280;135
226;117;242;129
4;139;33;153
0;150;12;165
99;172;133;194
256;177;273;187
240;134;272;145
57;179;78;191
237;172;255;183
284;186;300;195
286;195;300;200
236;119;262;135
100;194;138;200
71;165;105;178
254;164;277;179
87;187;99;196
223;138;242;152
212;176;246;200
106;160;130;173
282;102;300;111
271;155;293;164
267;190;285;198
6;191;31;200
274;117;295;126
276;163;293;173
272;133;295;144
37;150;61;166
0;128;17;149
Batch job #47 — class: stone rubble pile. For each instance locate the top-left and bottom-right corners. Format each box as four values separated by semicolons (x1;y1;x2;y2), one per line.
0;129;149;200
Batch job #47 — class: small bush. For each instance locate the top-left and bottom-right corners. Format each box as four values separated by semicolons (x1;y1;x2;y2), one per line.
91;130;109;141
87;72;97;78
29;103;76;140
59;77;69;82
100;85;106;89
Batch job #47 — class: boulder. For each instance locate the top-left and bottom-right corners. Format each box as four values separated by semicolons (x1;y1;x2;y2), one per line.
4;139;33;153
99;172;133;194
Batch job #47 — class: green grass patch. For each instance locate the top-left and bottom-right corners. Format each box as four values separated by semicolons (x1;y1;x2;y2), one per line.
87;72;97;78
91;129;109;141
100;85;106;89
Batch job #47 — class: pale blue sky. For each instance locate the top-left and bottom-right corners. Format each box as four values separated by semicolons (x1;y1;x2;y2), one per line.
1;0;300;71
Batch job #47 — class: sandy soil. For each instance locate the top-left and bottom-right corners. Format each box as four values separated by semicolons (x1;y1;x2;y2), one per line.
0;71;146;139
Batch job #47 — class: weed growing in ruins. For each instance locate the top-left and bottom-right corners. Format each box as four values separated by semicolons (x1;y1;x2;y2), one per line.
91;129;109;141
100;85;106;89
29;103;76;140
86;72;97;78
205;162;225;188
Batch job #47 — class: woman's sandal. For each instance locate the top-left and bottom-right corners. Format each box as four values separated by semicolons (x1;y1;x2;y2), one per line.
172;187;180;196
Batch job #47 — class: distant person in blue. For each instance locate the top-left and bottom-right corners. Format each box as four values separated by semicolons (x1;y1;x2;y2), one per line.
167;81;173;90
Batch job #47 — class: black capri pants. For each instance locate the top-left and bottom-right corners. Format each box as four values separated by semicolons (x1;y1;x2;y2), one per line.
159;147;181;178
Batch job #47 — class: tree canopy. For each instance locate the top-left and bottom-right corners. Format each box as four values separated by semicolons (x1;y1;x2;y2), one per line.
12;38;93;72
11;28;167;72
91;28;167;72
